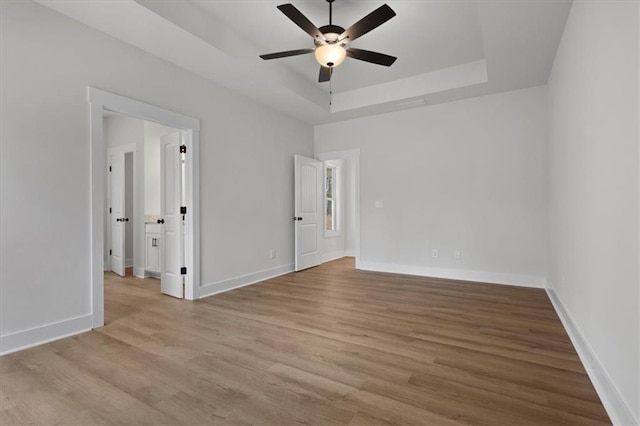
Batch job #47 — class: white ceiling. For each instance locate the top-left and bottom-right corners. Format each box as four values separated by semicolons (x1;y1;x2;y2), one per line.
36;0;572;125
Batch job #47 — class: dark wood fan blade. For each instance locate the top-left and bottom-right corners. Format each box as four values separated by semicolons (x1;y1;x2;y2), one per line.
260;48;314;60
277;4;326;42
346;48;397;66
339;4;396;43
319;66;332;83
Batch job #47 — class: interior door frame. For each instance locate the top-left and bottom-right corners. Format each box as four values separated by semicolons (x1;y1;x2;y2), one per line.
105;144;137;274
315;149;361;268
88;87;201;328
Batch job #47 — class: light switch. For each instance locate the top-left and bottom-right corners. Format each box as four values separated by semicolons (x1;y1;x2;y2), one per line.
375;200;383;208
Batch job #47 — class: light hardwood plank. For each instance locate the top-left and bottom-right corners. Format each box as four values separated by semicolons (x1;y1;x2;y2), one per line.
0;258;610;425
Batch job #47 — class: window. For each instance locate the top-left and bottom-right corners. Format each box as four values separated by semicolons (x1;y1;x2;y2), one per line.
325;165;337;233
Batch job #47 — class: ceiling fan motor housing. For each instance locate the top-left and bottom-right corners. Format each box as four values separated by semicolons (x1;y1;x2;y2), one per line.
315;25;346;46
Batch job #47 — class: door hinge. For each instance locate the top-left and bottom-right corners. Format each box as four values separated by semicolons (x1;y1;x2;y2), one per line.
109;166;112;172
180;267;187;275
180;145;187;154
109;207;112;214
109;249;112;255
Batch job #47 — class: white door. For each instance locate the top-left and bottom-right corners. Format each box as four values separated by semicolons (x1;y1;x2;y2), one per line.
160;132;184;298
294;155;323;271
109;151;126;277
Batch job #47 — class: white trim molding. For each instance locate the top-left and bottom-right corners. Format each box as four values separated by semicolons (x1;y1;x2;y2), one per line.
134;267;147;279
358;261;547;288
637;2;640;418
547;288;639;426
199;264;294;299
0;315;93;356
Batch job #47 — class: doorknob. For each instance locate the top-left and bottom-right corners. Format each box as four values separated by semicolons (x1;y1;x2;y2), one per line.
157;219;165;224
293;217;302;221
116;218;122;222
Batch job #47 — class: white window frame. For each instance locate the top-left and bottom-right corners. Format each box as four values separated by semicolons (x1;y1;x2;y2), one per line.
324;161;340;237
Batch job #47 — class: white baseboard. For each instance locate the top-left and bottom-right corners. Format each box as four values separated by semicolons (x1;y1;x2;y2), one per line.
546;289;638;426
199;263;294;299
0;314;93;356
134;266;149;278
358;261;547;288
322;251;346;263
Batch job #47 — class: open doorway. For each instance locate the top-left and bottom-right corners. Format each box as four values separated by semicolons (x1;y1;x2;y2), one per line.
103;112;185;299
89;88;200;329
292;151;360;271
316;149;361;268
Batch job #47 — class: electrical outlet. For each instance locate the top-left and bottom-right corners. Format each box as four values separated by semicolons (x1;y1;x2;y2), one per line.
431;249;439;258
269;249;276;259
374;200;384;208
454;250;461;260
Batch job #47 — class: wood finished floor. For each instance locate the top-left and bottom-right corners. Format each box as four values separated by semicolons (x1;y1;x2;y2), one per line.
1;258;609;425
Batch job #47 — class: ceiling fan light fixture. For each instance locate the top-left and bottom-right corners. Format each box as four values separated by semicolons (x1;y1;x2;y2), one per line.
314;43;346;68
260;2;397;83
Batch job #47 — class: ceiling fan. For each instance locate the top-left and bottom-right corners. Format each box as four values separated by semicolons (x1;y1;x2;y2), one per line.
259;0;397;83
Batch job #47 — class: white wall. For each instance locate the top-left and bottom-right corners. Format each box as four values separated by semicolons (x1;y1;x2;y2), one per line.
547;1;639;423
344;156;357;256
315;86;549;287
144;121;178;216
105;114;144;149
0;1;313;351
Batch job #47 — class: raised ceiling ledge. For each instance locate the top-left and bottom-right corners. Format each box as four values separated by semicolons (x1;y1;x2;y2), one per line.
331;59;488;113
